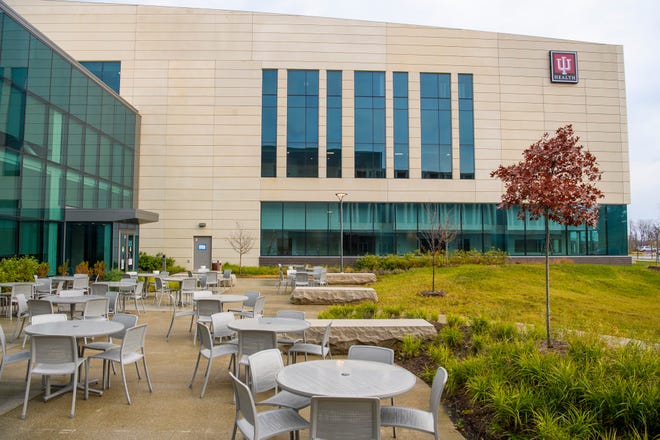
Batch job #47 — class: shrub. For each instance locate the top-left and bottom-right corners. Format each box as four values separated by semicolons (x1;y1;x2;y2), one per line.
91;261;107;280
57;260;69;276
401;334;423;359
103;269;125;281
0;256;40;282
74;260;90;275
36;262;50;277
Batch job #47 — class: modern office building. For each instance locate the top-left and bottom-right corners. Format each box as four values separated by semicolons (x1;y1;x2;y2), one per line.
2;0;630;270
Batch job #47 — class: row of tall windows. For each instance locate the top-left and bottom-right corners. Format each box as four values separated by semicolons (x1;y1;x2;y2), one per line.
261;202;628;257
260;69;475;180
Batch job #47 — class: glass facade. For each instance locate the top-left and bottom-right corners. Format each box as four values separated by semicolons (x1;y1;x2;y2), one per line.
80;61;121;94
420;73;452;179
287;70;318;177
393;72;409;178
0;8;139;271
261;202;627;258
260;69;277;177
354;71;386;178
326;70;342;178
458;74;474;179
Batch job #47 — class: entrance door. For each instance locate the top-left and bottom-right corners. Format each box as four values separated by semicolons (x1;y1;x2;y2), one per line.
119;230;137;272
193;236;212;270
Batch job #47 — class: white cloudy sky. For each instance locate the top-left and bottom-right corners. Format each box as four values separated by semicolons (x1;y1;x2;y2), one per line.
79;0;660;221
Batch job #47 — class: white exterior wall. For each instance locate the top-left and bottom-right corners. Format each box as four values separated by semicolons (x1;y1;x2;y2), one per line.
8;0;629;268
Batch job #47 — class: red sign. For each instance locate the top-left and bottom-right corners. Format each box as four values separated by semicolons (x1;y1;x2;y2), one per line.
550;51;578;83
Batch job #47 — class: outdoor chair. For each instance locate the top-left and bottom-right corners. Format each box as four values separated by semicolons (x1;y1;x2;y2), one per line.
193;298;223;345
211;311;237;344
89;283;109;296
247;348;311;411
220;269;233;289
180;278;198;306
348;344;397;436
82;313;139;356
229;372;309;440
294;271;309;288
205;271;219;292
237;295;265;319
90;324;153;405
79;297;108;321
106;291;119;316
16;299;54;345
154;277;172;306
287;321;332;364
120;280;145;314
227;290;260;317
236;329;278;379
276;264;292;294
21;334;88;419
275;310;306;350
380;366;448;440
34;277;54;298
71;274;89;294
310;396;381;440
166;293;195;340
189;322;238;398
0;324;30;381
11;294;29;341
4;284;33;319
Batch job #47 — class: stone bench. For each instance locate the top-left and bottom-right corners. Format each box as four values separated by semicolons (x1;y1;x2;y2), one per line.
303;318;437;353
291;286;378;304
326;272;377;285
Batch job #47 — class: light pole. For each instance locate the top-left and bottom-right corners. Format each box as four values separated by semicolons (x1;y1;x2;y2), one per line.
335;192;348;272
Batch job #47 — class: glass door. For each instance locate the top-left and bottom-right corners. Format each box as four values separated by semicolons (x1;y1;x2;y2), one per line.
118;230;137;272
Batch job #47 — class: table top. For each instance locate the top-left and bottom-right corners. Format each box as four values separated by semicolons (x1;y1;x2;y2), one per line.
277;359;417;398
97;281;137;287
228;317;310;333
25;319;123;338
45;294;106;305
0;281;35;288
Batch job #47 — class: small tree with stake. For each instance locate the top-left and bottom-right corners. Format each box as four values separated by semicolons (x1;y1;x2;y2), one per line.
491;125;603;347
227;222;256;275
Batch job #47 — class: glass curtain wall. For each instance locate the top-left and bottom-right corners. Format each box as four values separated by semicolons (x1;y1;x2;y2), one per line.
287;70;319;177
0;9;138;270
261;202;627;257
354;71;385;178
420;73;452;179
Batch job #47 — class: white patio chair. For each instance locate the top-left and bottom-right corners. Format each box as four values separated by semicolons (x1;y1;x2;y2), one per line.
21;334;88;419
5;284;33;319
90;324;153;405
294;271;309;288
188;322;238;398
238;295;265;319
12;294;29;341
247;348;311;411
154;277;172;306
165;293;195;340
287;321;332;364
275;310;306;350
380;366;448;440
193;298;223;345
236;329;278;379
106;291;119;316
18;299;54;347
72;274;89;294
227;290;260;316
80;297;108;321
220;269;233;289
210;311;237;343
34;277;54;298
348;344;397;436
205;271;219;292
89;283;109;296
120;280;145;314
82;313;138;356
229;372;309;440
180;278;198;306
310;396;381;440
0;324;30;381
276;264;292;294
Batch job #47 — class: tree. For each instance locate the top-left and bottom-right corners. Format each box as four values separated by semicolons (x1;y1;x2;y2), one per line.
490;124;603;347
226;222;256;274
419;203;456;294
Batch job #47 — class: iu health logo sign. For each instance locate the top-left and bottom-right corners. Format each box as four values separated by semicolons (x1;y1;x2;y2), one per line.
550;51;578;83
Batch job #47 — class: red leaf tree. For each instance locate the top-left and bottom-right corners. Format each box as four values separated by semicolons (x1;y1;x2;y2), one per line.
490;124;604;346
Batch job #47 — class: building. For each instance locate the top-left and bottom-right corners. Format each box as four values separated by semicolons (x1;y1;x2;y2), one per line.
2;0;630;270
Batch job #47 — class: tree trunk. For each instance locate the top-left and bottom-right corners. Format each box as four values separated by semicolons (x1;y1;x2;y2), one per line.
544;215;552;347
432;252;436;292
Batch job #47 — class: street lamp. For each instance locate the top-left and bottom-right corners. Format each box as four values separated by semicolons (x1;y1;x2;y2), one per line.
335;192;348;272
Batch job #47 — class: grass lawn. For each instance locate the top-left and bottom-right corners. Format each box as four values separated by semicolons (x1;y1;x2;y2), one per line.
372;263;660;342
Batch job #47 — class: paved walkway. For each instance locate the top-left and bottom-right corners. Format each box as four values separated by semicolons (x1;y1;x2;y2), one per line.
0;277;464;439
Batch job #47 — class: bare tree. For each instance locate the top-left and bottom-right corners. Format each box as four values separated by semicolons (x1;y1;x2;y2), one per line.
419;203;457;294
226;222;256;275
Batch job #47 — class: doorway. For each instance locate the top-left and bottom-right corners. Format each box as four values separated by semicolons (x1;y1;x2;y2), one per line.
118;230;137;272
193;236;212;270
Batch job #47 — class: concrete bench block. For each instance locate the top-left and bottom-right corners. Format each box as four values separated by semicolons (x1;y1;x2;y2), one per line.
291;286;378;304
304;319;437;353
326;272;377;285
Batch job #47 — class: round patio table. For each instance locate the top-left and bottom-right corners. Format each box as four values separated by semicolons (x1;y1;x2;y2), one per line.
227;317;309;333
24;319;123;338
277;359;416;399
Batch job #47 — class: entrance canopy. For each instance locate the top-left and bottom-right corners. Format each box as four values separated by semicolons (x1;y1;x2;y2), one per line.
64;208;159;224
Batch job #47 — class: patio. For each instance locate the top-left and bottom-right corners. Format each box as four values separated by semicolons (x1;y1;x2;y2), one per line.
0;278;464;439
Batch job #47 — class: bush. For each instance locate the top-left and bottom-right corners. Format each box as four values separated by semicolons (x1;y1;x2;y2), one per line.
103;269;125;281
0;256;40;282
355;249;508;272
75;260;90;275
138;252;173;272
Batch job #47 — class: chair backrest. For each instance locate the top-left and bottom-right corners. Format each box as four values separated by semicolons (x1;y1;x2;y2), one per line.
347;345;394;365
109;313;139;340
229;372;258;438
0;324;8;356
206;271;218;283
251;296;266;317
223;269;232;279
429;366;448;424
210;312;235;340
106;291;119;314
59;289;84;297
247;348;283;396
14;294;28;316
198;274;207;288
12;283;34;297
83;297;108;320
196;322;214;351
275;310;305;320
321;321;333;348
237;330;278;358
181;278;197;290
133;282;144;296
310;396;381;440
89;283;109;295
242;291;260;307
72;275;89;289
192;290;213;300
35;278;52;294
31;334;79;367
27;299;53;317
31;313;67;325
120;324;148;356
295;271;309;284
196;299;222;317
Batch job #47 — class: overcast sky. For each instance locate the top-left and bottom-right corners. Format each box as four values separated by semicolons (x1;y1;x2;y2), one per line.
79;0;660;221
